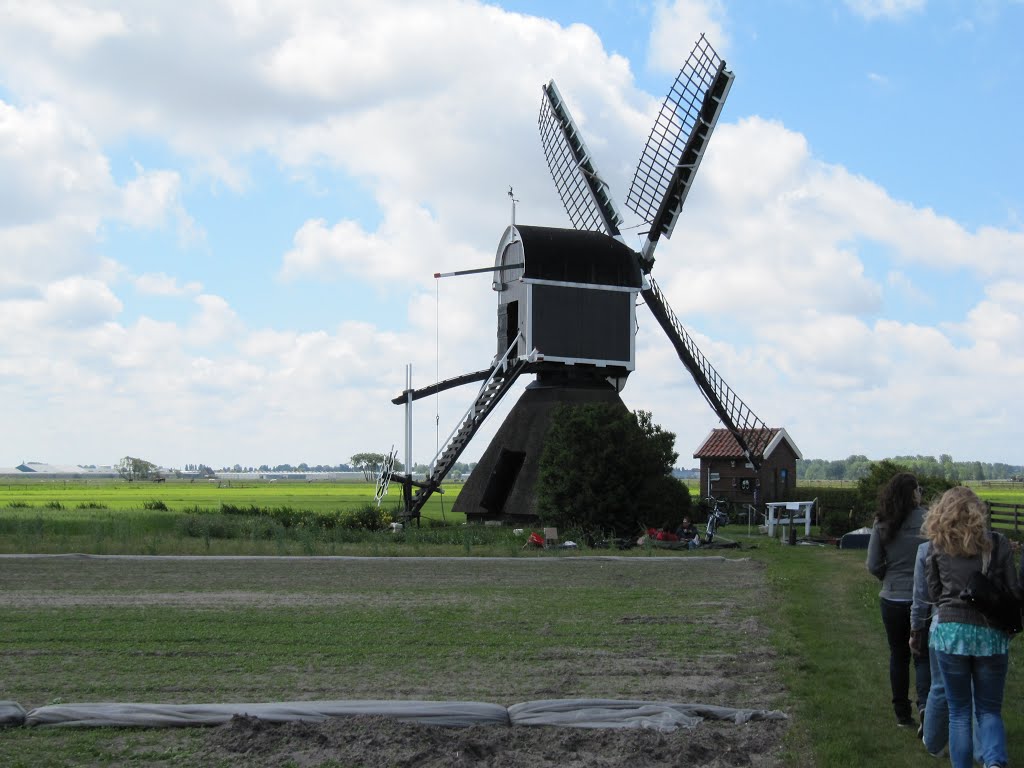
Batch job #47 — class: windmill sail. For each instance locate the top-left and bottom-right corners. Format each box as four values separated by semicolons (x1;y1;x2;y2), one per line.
538;80;625;237
626;34;733;267
535;36;769;467
643;277;772;461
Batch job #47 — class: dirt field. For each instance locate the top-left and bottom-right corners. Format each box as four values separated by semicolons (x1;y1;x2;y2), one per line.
198;712;787;767
1;554;791;766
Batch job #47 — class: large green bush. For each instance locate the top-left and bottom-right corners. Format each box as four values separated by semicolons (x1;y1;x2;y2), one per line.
635;473;692;530
809;487;861;536
535;404;682;537
812;459;957;536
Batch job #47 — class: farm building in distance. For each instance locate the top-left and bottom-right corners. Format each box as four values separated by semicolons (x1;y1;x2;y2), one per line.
694;428;802;507
0;462;120;479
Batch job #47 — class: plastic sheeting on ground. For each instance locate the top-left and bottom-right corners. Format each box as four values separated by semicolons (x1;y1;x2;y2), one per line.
1;701;26;726
5;698;785;733
507;699;783;730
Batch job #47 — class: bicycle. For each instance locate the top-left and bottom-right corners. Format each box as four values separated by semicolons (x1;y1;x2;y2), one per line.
704;496;730;543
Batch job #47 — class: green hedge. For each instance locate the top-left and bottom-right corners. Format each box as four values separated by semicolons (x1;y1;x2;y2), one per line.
799;487;862;536
172;501;395;536
795;465;957;537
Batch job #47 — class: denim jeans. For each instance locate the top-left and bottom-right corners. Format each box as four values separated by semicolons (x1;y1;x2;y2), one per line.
880;598;930;716
936;650;1008;768
923;639;981;761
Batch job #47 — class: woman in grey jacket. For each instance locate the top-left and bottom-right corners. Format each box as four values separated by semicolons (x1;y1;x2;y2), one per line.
866;472;929;727
925;486;1019;768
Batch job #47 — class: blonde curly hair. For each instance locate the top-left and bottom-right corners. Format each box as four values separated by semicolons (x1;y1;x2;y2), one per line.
921;486;992;558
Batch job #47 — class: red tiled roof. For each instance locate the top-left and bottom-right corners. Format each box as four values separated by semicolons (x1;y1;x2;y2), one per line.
693;428;780;459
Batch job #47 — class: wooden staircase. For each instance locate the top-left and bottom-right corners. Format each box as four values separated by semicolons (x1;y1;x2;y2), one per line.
402;355;529;522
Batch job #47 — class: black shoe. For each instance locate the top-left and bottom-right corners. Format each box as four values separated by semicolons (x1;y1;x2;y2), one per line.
916;708;924;739
896;713;916;728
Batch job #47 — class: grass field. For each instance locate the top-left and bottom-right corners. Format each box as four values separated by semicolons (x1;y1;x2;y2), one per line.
0;478;463;519
1;480;1023;766
0;480;469;556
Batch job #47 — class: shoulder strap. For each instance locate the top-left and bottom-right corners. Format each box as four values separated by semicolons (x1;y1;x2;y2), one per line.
983;532;997;576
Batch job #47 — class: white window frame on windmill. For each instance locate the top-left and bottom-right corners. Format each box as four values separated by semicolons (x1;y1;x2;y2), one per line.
492;223;641;372
521;278;637;370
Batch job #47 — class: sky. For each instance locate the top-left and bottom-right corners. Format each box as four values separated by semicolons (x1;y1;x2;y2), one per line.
1;0;1022;470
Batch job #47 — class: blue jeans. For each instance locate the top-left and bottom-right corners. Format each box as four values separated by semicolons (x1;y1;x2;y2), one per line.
923;640;981;761
936;650;1008;768
880;599;930;716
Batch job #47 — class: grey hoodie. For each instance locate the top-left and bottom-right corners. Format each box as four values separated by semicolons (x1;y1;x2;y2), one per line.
866;506;927;601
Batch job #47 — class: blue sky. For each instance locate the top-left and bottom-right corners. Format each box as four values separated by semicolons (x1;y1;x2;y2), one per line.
1;0;1022;469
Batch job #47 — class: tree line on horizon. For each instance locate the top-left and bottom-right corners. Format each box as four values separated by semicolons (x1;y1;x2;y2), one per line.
178;458;478;479
176;454;1021;485
796;454;1023;482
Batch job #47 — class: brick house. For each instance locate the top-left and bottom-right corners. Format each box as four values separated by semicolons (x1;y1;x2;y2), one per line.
693;428;802;507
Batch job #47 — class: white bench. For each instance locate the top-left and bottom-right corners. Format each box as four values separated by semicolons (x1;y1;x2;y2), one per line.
765;501;814;538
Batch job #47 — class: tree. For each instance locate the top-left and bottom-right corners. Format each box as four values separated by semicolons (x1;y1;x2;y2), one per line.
117;456;157;482
535;404;688;537
851;458;956;529
350;452;387;481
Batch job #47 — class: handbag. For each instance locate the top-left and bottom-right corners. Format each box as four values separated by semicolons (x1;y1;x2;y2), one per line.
958;534;1024;637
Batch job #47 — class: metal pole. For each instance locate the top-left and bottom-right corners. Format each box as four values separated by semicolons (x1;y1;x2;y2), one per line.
404;364;413;517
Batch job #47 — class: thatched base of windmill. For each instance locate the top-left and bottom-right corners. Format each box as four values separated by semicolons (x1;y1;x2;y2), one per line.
454;377;629;524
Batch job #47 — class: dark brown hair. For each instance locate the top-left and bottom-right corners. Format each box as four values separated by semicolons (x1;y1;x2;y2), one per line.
875;472;919;545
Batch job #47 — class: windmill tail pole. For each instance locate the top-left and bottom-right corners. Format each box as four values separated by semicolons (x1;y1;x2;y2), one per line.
434;263;524;279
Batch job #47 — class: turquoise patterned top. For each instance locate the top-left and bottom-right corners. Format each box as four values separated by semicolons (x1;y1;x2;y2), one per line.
931;621;1010;656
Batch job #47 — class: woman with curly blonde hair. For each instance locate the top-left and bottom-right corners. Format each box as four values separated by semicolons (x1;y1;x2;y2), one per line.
924;486;1020;768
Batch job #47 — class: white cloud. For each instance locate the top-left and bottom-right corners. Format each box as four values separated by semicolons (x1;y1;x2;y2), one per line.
0;100;114;227
0;277;121;335
121;165;201;243
41;276;123;328
187;294;244;346
3;0;127;52
0;98;205;300
844;0;927;21
955;281;1024;355
134;272;203;296
886;270;932;306
280;201;487;285
648;0;729;73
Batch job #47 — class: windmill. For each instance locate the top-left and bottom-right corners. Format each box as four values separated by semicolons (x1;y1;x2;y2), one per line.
388;35;772;524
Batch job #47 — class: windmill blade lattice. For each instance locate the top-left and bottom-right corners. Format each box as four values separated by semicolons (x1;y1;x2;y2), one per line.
538;81;624;237
643;276;773;460
626;34;733;258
